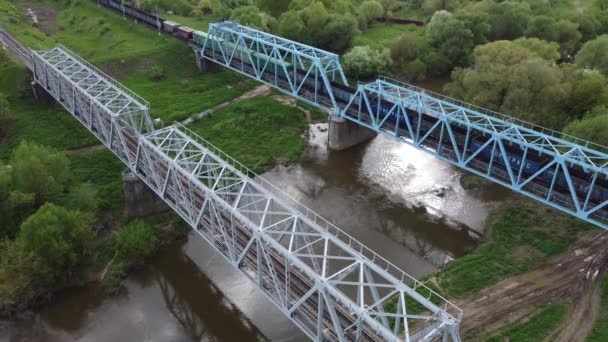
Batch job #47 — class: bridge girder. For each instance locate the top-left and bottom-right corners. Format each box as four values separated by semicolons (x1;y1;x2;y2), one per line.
201;21;347;113
341;76;608;229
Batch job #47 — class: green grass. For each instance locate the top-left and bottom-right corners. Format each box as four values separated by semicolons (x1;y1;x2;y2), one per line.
0;0;53;49
117;45;255;124
187;96;307;173
484;302;569;342
69;149;125;209
434;201;590;298
355;23;425;50
587;273;608;341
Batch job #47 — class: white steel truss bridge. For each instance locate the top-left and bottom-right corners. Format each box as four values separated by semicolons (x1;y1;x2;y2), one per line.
0;26;462;341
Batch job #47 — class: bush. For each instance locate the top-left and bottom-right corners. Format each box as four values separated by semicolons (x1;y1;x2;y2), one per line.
65;182;98;212
0;239;44;314
19;203;95;282
10;141;71;205
342;46;392;79
148;65;166;82
113;220;160;262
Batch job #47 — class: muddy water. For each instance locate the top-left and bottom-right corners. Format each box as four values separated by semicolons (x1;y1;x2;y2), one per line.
2;124;512;342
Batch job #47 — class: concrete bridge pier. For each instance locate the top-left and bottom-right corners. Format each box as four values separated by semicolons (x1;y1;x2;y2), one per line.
31;80;53;104
192;45;216;72
328;115;377;150
122;172;170;217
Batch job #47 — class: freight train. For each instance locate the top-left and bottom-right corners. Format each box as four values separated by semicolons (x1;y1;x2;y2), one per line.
95;0;608;220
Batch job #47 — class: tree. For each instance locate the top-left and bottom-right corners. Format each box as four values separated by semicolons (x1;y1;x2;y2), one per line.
445;40;570;128
402;59;427;81
317;14;358;53
278;11;307;43
114;220;159;262
564;72;608;118
426;11;474;67
358;1;383;25
303;1;329;34
563;108;608;146
455;9;491;45
0;93;9;124
19;203;94;282
65;183;98;212
526;15;559;41
342;46;392;79
390;32;421;64
230;6;276;32
487;1;531;41
10;141;71;205
576;35;608;75
513;37;560;62
554;20;582;57
0;239;44;314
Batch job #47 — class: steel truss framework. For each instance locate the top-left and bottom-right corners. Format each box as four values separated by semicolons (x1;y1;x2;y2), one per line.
31;46;462;341
201;21;347;112
341;77;608;229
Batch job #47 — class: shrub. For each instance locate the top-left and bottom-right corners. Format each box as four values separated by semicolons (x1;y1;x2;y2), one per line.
342;46;392;79
19;203;95;282
113;220;160;262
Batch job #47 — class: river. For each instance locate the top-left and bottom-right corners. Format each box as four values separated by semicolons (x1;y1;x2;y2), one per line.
2;124;513;342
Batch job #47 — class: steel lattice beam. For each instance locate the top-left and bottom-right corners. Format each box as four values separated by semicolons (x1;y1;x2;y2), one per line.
341;76;608;229
30;45;462;341
201;21;347;113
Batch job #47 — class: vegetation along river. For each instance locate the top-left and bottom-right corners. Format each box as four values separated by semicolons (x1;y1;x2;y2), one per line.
3;123;514;341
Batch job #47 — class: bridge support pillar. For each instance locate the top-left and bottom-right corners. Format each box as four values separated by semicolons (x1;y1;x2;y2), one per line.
122;172;170;217
31;80;53;104
328;115;376;150
192;46;216;72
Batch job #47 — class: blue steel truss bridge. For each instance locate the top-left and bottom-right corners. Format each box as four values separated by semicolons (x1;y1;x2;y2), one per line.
198;21;608;231
1;26;462;342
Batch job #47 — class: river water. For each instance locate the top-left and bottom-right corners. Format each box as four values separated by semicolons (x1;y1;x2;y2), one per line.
2;124;513;342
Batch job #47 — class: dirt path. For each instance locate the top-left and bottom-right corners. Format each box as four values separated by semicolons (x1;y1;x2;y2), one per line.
458;231;608;340
179;85;271;125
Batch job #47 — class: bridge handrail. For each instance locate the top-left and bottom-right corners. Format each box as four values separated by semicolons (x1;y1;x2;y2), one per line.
174;122;463;322
55;43;150;109
377;75;608;155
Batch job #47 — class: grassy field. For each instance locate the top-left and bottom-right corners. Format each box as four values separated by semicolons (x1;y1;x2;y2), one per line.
355;23;425;50
187;96;307;173
588;273;608;341
484;302;569;342
432;201;590;298
69;149;125;209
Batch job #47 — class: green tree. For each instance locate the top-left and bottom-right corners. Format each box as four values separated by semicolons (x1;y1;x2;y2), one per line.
304;1;329;34
576;35;608;75
278;11;307;43
0;239;44;314
426;10;474;66
513;37;560;62
554;20;582;57
19;203;95;282
487;1;531;40
230;6;276;31
526;15;559;42
455;9;491;45
402;59;428;81
65;183;99;212
114;220;160;262
445;40;569;128
342;46;392;79
359;0;384;25
563;107;608;146
390;32;422;64
0;93;9;124
10;141;71;205
564;73;608;118
317;14;358;53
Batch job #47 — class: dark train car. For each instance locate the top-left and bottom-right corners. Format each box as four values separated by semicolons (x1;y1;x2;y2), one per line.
175;26;194;41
